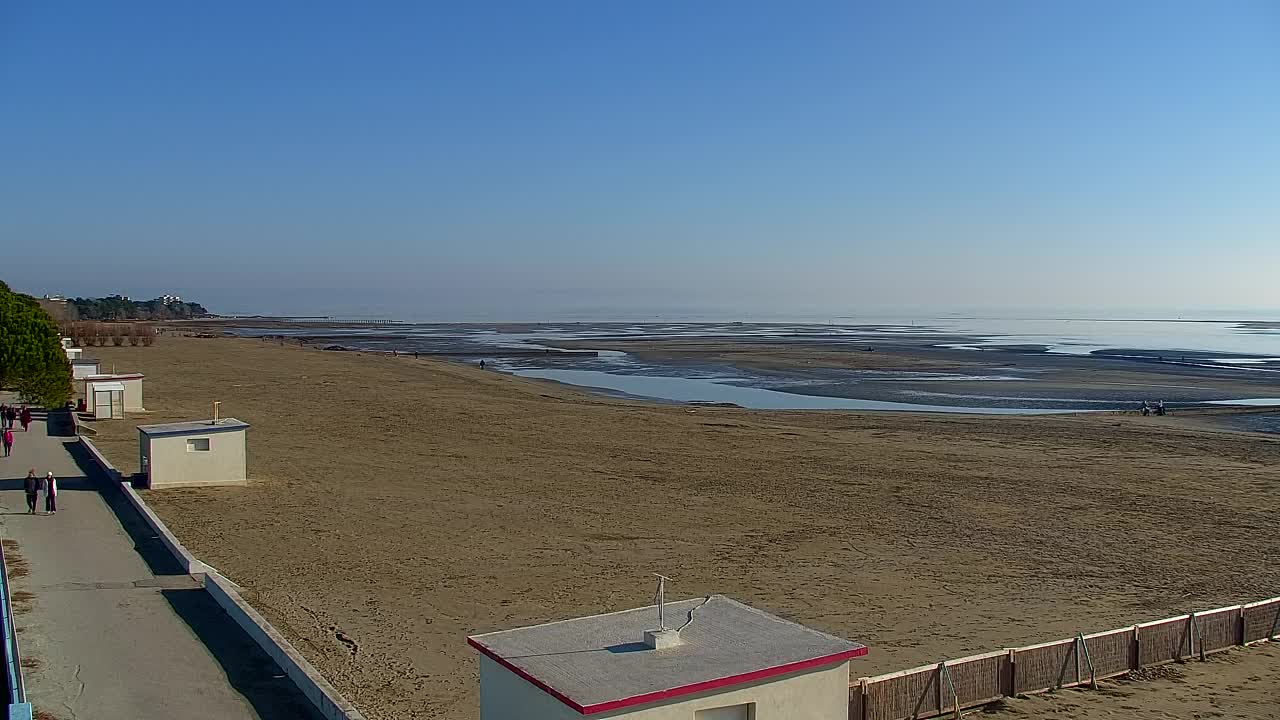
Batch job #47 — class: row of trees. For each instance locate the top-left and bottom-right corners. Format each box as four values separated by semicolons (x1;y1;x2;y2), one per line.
0;281;73;407
70;295;208;321
61;322;157;348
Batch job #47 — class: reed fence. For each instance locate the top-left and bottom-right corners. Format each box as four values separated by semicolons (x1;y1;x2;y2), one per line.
849;596;1280;720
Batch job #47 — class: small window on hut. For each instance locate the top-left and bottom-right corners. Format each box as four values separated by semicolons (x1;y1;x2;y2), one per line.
186;437;211;452
695;704;753;720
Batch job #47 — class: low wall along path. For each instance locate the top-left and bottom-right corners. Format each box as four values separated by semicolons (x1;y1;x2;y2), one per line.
78;435;366;720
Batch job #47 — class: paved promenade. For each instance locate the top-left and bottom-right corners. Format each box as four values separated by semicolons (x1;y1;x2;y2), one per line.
0;413;318;720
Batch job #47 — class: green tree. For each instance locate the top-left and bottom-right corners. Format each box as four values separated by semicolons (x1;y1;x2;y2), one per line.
0;281;74;407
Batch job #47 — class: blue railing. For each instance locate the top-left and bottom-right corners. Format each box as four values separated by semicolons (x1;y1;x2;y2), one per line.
0;539;30;718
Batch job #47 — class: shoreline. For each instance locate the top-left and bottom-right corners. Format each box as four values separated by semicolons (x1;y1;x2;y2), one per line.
183;320;1280;413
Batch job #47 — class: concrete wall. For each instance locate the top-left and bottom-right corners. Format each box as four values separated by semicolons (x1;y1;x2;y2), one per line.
205;574;367;720
144;429;247;489
480;656;849;720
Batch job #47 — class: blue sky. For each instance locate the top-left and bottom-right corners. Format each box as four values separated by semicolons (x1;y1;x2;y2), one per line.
2;2;1277;319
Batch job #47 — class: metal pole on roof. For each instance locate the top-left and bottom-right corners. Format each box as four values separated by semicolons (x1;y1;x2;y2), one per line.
654;573;672;630
213;401;221;425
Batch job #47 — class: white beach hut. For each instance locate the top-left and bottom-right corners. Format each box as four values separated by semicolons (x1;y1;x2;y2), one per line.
86;381;125;419
71;359;101;380
469;594;867;720
83;374;144;416
137;418;250;489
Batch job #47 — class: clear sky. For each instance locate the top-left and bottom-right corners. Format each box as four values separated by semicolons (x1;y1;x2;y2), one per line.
2;2;1277;320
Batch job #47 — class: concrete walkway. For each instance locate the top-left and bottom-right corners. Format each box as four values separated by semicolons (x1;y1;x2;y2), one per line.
0;414;319;720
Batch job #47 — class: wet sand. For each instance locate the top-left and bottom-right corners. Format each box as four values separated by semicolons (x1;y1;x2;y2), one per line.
548;338;1280;409
87;336;1280;720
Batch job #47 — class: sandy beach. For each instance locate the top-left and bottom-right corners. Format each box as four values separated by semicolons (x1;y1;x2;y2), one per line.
86;336;1280;720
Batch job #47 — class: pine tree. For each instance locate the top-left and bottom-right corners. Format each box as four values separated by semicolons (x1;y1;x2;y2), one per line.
0;281;74;407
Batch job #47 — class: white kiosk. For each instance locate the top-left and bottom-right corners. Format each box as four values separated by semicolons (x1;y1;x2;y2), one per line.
83;374;144;416
137;418;250;489
72;359;102;380
469;594;867;720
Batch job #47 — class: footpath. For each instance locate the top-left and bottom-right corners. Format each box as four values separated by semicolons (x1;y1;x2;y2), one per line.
0;414;318;720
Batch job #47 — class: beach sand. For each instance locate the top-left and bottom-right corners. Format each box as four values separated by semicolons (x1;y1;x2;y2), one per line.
87;336;1280;719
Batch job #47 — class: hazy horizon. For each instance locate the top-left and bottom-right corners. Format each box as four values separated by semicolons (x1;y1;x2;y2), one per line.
4;3;1278;317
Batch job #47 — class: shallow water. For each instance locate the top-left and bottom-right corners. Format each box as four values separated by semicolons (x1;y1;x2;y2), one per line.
509;367;1073;414
1205;398;1280;406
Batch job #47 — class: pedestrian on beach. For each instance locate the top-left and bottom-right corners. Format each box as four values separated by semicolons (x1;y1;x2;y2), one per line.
23;471;38;514
19;406;31;432
44;472;57;515
1140;400;1150;416
2;428;13;457
479;359;486;370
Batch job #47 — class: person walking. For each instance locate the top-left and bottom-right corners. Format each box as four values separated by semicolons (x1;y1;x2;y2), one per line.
0;405;7;429
23;471;38;514
44;472;57;515
4;406;14;429
19;406;31;432
2;428;13;457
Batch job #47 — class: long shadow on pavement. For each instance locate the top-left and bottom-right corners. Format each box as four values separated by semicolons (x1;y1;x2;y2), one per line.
62;440;186;576
163;588;324;720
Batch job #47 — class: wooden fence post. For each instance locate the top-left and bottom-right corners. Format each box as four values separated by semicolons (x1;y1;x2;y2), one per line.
1194;614;1206;662
1078;633;1097;690
936;662;944;716
939;662;960;720
1132;625;1141;670
858;678;868;720
1006;648;1017;697
1074;636;1082;686
1185;613;1195;661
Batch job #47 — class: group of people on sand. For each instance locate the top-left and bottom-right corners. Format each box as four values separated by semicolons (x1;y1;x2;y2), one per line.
1139;400;1167;416
22;470;58;515
0;404;31;432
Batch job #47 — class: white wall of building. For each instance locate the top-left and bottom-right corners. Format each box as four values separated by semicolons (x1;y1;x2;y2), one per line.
143;429;248;488
83;376;144;414
119;376;144;412
479;657;850;720
480;655;579;720
72;362;101;380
